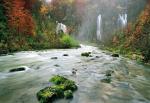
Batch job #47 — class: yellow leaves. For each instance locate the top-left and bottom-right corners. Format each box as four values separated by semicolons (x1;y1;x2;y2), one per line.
40;4;49;15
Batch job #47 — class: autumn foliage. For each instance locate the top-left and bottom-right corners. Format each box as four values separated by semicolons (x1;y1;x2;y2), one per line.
4;0;35;36
127;1;150;48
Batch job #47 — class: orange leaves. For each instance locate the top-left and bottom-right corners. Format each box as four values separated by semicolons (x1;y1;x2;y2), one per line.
125;2;150;48
40;4;49;15
4;0;35;36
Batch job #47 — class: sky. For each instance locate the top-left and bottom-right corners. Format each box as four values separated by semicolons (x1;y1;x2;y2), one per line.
46;0;52;3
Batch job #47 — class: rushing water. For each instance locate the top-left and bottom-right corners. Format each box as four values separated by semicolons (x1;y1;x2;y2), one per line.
118;14;128;28
97;14;102;41
0;45;150;103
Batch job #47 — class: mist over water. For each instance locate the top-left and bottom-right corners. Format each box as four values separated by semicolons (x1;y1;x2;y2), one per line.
77;0;147;43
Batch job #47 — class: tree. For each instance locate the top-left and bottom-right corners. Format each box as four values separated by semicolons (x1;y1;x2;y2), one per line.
0;0;8;41
4;0;35;36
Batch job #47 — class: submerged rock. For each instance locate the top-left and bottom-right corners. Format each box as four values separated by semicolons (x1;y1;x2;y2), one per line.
63;54;69;56
105;70;114;77
101;77;111;83
37;75;78;103
72;68;77;75
9;66;29;72
51;57;58;59
96;56;100;58
54;64;60;67
72;71;76;75
81;52;91;57
112;54;119;57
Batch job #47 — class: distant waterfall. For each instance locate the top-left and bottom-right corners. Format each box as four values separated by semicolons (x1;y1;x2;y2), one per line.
56;23;67;34
97;14;102;41
118;14;127;28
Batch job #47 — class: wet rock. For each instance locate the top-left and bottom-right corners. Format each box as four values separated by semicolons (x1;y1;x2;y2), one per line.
8;53;14;55
0;50;8;56
112;53;119;57
96;56;100;58
9;67;26;72
50;75;67;85
72;68;77;75
101;77;111;83
37;86;62;103
90;58;95;60
81;52;91;57
105;70;114;77
63;54;69;56
49;75;78;91
37;75;78;103
72;71;76;75
72;68;77;71
51;57;58;59
64;90;73;99
54;64;60;67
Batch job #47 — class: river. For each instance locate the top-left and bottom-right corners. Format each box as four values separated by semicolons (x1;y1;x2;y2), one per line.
0;45;150;103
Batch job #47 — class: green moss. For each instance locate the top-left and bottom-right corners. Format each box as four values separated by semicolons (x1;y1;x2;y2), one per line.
49;75;67;85
37;87;57;103
63;80;78;91
64;90;73;99
37;75;78;103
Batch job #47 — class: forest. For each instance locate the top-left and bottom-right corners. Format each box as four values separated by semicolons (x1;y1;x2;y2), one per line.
0;0;81;53
0;0;150;103
0;0;149;63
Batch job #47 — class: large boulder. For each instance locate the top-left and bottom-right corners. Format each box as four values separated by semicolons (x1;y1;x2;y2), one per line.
9;66;29;72
37;75;78;103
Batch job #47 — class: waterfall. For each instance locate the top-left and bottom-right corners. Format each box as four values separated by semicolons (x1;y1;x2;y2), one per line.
56;23;67;34
118;14;127;28
97;14;102;41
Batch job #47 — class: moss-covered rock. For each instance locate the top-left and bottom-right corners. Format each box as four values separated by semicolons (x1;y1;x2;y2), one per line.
37;75;78;103
63;80;78;91
64;90;73;99
37;87;57;103
101;77;111;83
49;75;67;85
81;52;91;57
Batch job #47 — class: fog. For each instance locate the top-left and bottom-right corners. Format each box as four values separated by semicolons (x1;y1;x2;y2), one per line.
77;0;148;43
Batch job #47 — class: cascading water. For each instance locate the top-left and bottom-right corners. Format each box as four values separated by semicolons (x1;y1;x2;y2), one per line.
96;14;102;41
118;14;128;28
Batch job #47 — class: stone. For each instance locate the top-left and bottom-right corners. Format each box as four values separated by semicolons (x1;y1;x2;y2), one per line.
81;52;91;57
64;90;73;99
111;54;119;57
105;70;114;77
54;64;60;67
63;54;69;56
96;56;100;58
37;75;78;103
101;77;111;83
51;57;58;59
37;87;57;103
49;75;67;85
9;67;26;72
72;71;76;75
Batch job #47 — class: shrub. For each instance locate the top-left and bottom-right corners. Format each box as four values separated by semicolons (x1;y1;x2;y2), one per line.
60;34;79;48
